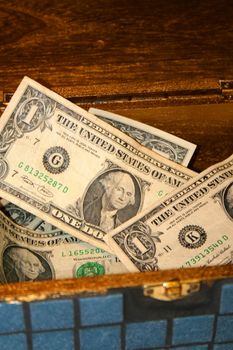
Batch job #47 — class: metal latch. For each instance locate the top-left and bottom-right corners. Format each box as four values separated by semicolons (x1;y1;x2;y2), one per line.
144;279;201;301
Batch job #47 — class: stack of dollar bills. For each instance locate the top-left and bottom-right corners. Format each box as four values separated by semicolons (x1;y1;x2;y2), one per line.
0;76;231;283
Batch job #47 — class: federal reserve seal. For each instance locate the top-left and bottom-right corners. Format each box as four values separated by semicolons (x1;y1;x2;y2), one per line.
43;146;69;174
179;225;207;249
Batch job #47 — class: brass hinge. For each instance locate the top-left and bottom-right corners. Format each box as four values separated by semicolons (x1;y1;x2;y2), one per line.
219;80;233;100
144;279;201;301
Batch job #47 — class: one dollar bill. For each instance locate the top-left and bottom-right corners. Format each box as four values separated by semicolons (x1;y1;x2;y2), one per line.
89;108;196;166
0;77;195;251
106;154;233;271
0;200;127;283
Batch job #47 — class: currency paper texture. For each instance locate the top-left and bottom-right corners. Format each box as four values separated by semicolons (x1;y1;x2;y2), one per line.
106;155;233;272
0;201;126;283
0;77;195;250
89;108;196;166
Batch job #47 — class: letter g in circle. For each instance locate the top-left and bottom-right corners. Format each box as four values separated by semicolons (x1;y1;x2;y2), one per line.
43;146;70;174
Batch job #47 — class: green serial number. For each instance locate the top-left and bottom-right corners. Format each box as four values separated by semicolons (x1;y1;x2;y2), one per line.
62;248;106;257
18;162;68;193
182;234;229;268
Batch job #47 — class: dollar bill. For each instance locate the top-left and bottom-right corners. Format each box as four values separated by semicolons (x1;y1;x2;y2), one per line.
0;201;127;283
106;155;233;272
89;108;196;166
0;77;195;251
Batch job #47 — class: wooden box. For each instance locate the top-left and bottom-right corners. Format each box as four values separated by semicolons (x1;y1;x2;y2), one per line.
0;1;233;349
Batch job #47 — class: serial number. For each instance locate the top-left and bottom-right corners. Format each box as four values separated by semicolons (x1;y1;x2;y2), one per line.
182;234;229;268
18;162;68;193
62;248;106;257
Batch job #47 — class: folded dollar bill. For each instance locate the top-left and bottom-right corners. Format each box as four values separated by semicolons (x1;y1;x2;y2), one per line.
0;77;195;252
106;154;233;272
89;108;196;166
0;200;127;283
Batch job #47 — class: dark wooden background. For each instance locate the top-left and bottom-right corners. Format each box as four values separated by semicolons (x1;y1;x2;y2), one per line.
1;0;233;91
0;0;232;172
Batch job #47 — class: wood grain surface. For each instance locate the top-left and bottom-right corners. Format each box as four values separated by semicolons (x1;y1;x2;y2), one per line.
1;0;233;91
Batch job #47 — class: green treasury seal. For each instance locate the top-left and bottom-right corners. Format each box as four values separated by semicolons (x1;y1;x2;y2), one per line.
75;262;105;277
